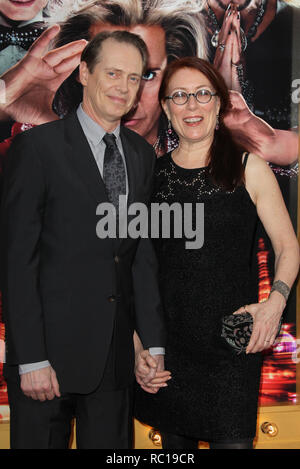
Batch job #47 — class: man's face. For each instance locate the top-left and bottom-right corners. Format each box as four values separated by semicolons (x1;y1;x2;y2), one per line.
90;23;167;145
79;38;143;132
0;0;48;22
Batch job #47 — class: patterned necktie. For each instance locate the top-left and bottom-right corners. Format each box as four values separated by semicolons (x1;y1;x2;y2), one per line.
0;24;45;51
103;133;126;209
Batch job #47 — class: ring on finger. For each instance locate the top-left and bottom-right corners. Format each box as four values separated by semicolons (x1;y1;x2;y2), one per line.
231;61;243;69
218;43;226;52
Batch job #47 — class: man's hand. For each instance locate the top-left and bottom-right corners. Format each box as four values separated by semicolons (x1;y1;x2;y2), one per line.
0;24;87;124
135;351;171;394
20;366;61;402
224;90;298;164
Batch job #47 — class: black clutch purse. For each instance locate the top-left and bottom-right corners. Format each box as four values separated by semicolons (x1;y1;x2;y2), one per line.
221;312;282;354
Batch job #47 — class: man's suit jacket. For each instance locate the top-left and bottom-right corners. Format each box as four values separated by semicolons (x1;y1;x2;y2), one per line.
0;112;165;394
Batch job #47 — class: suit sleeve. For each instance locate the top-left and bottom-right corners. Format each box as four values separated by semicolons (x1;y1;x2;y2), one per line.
132;148;166;349
0;134;48;365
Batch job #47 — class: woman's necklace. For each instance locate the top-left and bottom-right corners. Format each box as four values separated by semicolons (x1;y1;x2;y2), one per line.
207;0;267;51
215;0;252;11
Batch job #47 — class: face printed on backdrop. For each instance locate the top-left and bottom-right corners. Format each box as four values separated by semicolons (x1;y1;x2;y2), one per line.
0;0;48;22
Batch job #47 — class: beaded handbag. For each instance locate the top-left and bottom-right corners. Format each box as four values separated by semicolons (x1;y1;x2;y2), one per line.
221;312;282;354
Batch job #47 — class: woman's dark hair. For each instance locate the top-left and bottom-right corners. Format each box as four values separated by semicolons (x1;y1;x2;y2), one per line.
52;13;92;116
159;57;245;190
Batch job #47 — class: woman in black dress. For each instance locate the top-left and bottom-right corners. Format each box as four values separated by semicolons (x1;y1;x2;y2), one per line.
134;58;299;449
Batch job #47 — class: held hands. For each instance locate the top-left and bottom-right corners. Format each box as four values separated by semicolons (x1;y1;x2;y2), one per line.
20;365;61;401
213;4;243;92
135;351;171;394
0;24;87;125
233;295;285;354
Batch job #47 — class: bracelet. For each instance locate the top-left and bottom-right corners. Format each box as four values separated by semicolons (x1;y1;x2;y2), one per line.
270;280;290;302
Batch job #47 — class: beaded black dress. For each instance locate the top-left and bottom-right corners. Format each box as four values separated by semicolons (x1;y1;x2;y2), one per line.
134;153;263;442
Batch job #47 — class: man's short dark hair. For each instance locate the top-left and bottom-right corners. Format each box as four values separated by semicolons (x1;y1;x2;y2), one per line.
81;30;148;74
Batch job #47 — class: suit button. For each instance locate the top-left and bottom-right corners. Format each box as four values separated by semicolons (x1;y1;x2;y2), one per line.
114;256;120;263
108;295;116;302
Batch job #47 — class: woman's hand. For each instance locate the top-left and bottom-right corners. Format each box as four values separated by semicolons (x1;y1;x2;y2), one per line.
233;296;285;354
213;4;243;92
0;24;87;125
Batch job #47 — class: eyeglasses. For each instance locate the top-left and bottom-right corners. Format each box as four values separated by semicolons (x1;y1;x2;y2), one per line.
165;89;217;105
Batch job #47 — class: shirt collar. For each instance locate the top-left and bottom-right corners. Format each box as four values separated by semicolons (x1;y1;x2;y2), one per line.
77;103;120;146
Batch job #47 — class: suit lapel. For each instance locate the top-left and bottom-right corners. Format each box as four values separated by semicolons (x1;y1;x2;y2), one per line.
63;112;109;205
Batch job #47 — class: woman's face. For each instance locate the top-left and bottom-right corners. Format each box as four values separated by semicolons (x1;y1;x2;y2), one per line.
162;67;220;145
0;0;48;22
90;23;167;145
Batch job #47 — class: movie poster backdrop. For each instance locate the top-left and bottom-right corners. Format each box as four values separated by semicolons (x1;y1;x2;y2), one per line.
0;0;299;423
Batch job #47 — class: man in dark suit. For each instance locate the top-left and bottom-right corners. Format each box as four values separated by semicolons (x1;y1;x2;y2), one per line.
0;30;166;449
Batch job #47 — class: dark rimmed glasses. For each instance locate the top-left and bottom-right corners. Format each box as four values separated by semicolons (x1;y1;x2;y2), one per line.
165;89;217;105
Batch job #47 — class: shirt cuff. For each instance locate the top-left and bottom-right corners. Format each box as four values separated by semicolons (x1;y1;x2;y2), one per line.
149;347;165;356
19;360;51;375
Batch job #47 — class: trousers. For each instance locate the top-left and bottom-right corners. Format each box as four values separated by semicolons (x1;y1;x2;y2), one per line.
5;336;134;449
160;431;253;450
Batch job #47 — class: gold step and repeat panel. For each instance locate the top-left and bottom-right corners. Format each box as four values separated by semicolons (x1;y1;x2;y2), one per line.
0;405;300;449
134;405;300;450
